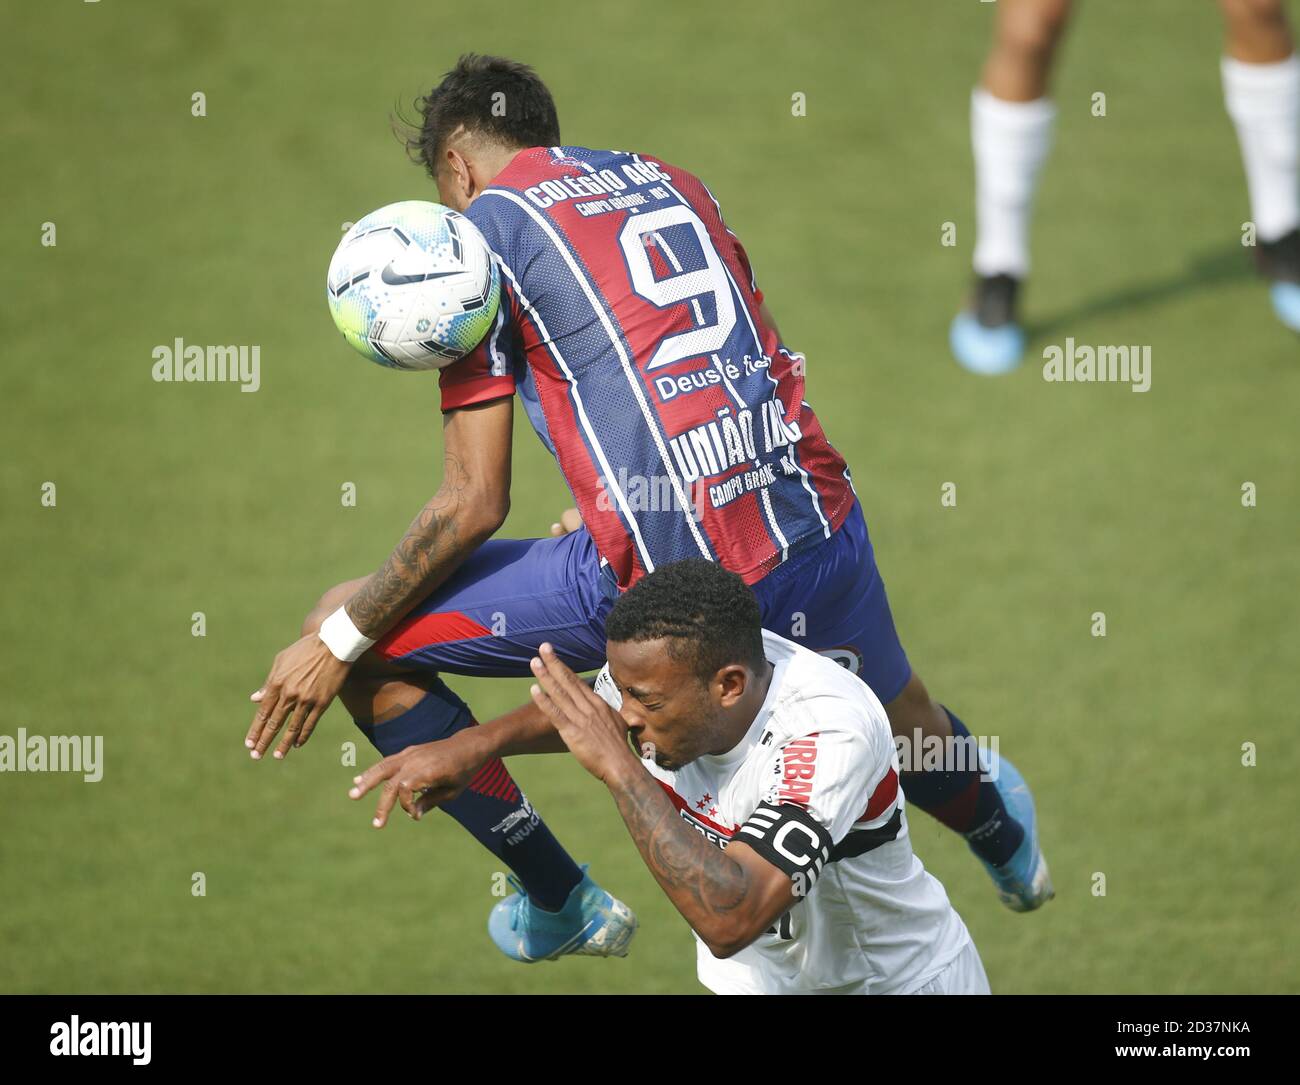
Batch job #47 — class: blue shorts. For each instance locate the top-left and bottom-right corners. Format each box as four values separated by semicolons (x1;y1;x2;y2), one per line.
374;500;912;705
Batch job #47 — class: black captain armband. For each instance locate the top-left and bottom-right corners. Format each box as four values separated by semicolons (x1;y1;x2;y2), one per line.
734;801;834;885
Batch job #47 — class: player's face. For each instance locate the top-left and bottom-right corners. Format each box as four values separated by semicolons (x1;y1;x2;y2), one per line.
605;638;726;771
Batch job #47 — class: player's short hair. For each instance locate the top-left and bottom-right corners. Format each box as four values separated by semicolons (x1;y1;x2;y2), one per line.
605;559;766;683
405;54;560;178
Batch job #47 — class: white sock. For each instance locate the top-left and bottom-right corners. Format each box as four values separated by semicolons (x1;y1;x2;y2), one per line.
970;88;1056;278
1222;53;1300;243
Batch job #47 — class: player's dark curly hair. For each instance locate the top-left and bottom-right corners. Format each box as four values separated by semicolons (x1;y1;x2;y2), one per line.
605;560;766;682
403;54;560;179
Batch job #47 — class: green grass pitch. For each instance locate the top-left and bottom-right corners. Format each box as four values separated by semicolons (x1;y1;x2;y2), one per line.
1;0;1296;993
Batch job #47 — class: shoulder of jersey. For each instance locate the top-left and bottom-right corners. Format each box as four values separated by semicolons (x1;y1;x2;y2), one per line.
488;146;677;189
469;146;614;227
491;146;606;185
759;630;889;743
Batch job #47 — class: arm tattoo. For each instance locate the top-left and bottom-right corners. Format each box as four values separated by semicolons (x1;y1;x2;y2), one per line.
611;765;752;924
345;452;472;638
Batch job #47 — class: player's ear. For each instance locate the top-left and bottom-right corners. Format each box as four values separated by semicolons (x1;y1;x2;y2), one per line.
444;147;473;202
714;664;749;708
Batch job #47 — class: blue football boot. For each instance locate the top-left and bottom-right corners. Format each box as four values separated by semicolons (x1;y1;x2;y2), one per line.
1268;281;1300;332
489;866;637;962
1257;228;1300;333
950;273;1026;375
971;752;1054;912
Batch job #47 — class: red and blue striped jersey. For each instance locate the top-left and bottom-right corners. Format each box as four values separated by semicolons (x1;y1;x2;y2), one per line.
440;146;855;589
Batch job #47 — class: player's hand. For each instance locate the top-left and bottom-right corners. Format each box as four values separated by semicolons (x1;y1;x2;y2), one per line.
528;642;636;784
246;634;350;761
549;508;583;536
348;735;485;828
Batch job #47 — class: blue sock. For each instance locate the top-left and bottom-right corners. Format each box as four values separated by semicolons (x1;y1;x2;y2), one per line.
897;708;1025;867
356;678;583;912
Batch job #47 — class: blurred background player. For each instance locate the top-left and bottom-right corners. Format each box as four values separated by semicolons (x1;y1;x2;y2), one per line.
951;0;1300;373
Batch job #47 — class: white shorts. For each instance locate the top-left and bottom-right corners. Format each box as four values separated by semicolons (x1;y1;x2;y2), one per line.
775;940;990;995
906;941;991;995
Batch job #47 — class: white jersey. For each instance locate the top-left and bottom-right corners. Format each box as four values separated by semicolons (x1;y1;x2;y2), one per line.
595;630;974;994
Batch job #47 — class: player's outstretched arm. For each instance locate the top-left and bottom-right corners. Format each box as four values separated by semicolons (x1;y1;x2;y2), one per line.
348;677;616;827
246;397;513;761
344;397;514;637
347;698;570;827
528;643;799;959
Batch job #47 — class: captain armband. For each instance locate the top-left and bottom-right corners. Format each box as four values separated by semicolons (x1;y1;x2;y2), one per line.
734;801;834;886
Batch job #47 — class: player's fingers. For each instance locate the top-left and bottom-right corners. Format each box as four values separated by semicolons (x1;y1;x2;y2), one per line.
273;700;310;760
538;640;576;676
541;648;611;724
396;780;418;819
579;676;615;712
372;778;402;828
559;507;582;534
413;788;451;818
528;680;565;728
253;696;293;758
246;682;276;740
349;756;398;799
295;703;326;748
529;676;585;750
529;653;578;717
247;686;282;756
536;643;587;706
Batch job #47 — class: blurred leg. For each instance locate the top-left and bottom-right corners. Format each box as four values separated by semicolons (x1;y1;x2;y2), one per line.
972;0;1073;278
1220;0;1300;330
1220;0;1293;63
952;0;1073;374
981;0;1074;102
1220;0;1300;244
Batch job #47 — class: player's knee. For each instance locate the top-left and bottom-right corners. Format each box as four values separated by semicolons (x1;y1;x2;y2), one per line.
1221;0;1287;30
884;672;943;738
996;0;1072;61
300;596;333;639
340;670;440;727
301;609;320;639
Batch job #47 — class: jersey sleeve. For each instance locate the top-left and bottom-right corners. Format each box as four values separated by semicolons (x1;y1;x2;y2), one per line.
437;338;515;411
730;233;763;307
437;284;522;412
733;726;897;886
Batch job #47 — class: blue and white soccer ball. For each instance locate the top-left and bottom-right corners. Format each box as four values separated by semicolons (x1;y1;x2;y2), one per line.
326;201;500;370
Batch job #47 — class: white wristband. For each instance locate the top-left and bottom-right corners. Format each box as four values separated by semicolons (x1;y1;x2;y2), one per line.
318;606;376;662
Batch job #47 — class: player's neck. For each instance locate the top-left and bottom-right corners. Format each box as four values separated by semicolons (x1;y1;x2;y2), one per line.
477;143;528;188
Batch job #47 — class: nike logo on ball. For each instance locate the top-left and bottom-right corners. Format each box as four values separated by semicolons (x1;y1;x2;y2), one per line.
380;264;461;286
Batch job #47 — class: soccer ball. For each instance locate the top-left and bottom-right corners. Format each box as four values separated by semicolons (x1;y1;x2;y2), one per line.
326;200;500;370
